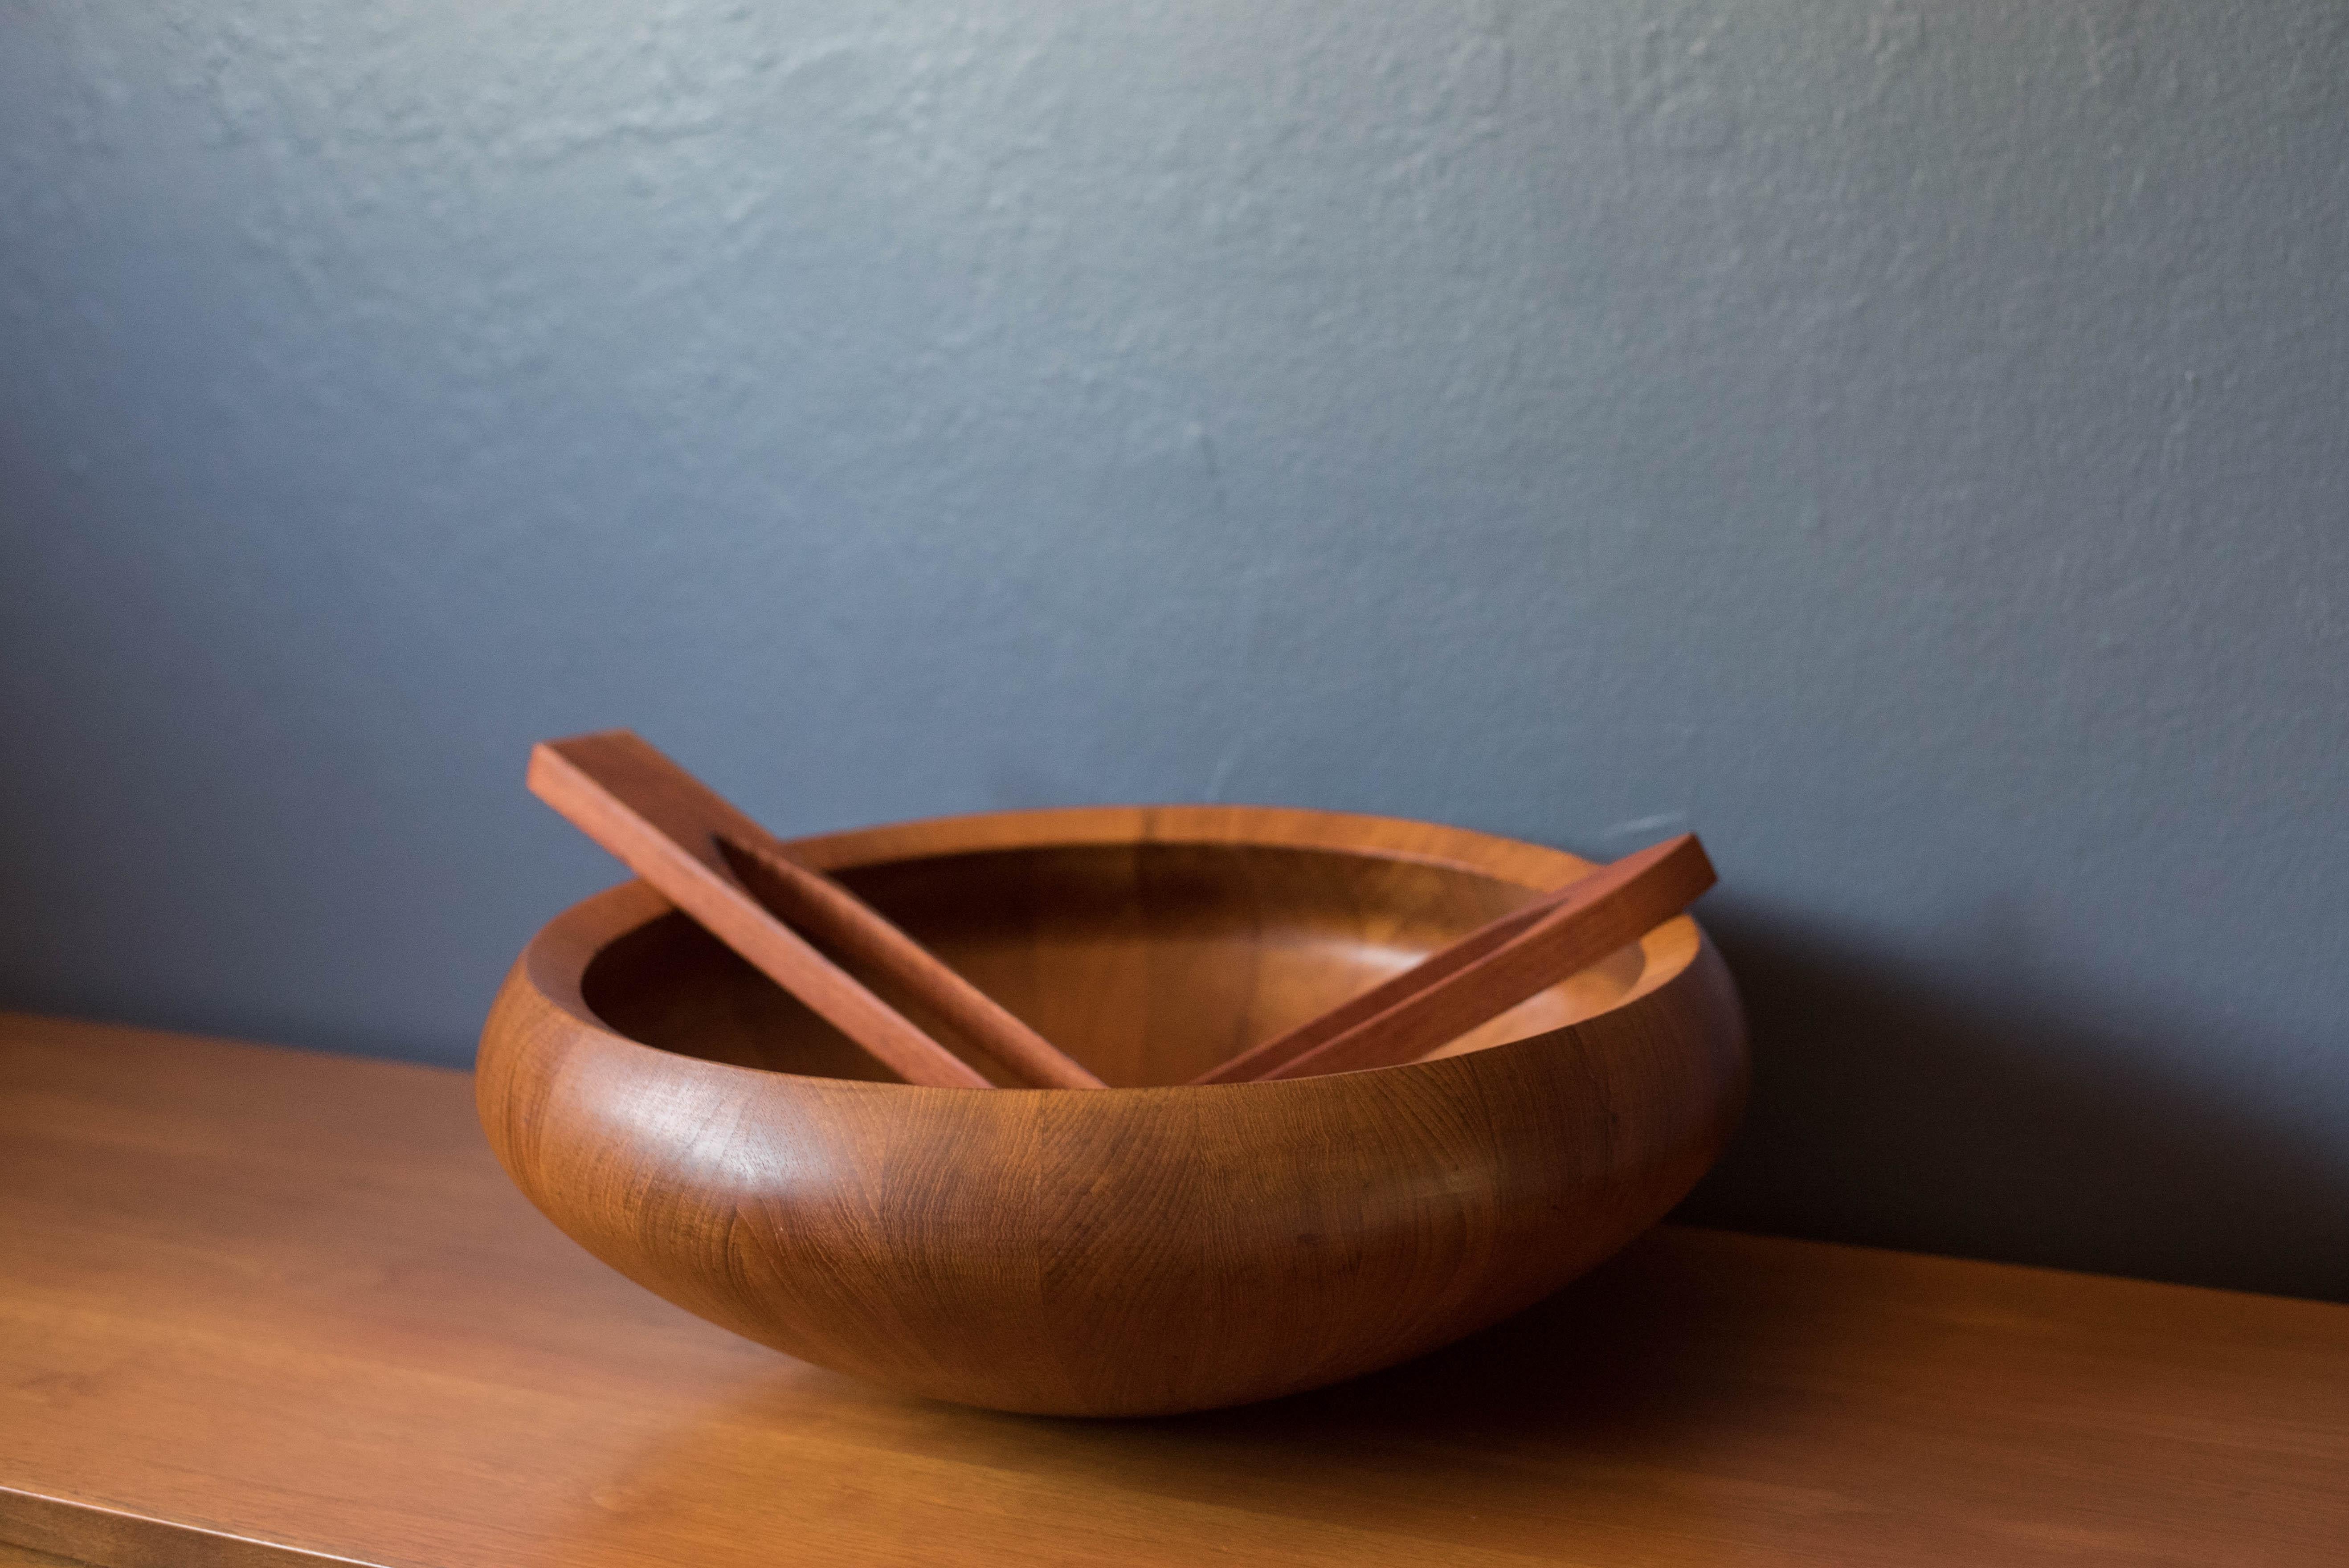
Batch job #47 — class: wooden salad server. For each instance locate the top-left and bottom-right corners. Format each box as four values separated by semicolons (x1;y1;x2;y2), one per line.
1192;833;1715;1084
529;731;1105;1090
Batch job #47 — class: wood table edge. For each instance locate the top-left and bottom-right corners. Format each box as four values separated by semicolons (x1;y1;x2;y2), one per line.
0;1488;383;1568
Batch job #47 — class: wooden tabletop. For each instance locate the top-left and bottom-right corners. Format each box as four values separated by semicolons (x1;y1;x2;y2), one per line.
2;1013;2344;1567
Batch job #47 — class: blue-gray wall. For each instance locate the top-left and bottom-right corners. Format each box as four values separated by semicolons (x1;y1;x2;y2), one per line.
4;2;2345;1300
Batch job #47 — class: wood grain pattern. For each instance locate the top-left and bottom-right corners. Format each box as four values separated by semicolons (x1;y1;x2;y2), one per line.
5;1014;2348;1568
1186;860;1594;1085
716;833;1104;1088
0;1541;94;1568
624;813;1671;1089
1197;832;1715;1083
527;732;993;1088
479;805;1748;1414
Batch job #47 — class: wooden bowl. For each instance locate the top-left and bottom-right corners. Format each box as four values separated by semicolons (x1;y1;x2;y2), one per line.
478;805;1747;1417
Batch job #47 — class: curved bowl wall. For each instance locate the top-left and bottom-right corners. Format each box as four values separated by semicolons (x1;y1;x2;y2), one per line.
477;805;1748;1416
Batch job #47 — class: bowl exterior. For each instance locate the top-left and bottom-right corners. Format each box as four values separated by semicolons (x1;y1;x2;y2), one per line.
478;808;1748;1417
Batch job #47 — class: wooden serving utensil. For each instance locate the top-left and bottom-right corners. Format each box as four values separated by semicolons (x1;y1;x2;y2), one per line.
710;834;1105;1090
529;731;1105;1090
1193;833;1714;1084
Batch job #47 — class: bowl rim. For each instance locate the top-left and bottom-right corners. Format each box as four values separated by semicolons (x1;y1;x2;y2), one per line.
511;803;1709;1094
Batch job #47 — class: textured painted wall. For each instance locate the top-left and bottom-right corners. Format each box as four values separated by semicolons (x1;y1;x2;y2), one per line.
4;1;2345;1299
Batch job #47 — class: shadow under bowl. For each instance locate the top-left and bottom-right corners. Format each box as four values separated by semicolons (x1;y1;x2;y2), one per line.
478;804;1748;1416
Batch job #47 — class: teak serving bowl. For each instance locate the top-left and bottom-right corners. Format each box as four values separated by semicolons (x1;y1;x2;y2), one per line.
478;805;1748;1417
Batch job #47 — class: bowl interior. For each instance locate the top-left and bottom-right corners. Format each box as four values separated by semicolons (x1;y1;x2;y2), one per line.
583;840;1651;1088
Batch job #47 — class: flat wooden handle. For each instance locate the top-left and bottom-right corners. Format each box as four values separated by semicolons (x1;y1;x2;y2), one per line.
1213;833;1715;1084
715;836;1104;1090
1185;886;1559;1086
528;731;997;1089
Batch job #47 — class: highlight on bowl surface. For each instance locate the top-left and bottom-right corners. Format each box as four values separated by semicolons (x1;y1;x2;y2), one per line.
482;758;1747;1415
